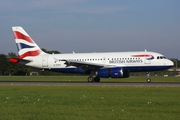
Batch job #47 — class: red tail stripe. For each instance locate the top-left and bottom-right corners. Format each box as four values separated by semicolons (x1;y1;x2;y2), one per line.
19;50;41;59
13;31;34;43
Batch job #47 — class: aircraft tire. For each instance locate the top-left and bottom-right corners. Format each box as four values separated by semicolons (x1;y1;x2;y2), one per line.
147;78;151;83
94;77;100;82
87;76;94;82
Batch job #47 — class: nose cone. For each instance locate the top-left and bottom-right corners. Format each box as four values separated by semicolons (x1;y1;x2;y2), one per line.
167;59;174;67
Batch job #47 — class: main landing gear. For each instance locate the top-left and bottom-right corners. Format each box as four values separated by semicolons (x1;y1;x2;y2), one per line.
146;72;151;83
87;76;100;82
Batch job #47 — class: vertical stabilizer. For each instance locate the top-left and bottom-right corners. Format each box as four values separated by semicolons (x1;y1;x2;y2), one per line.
12;26;46;59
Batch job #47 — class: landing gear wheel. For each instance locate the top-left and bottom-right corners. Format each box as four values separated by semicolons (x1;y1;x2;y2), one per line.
87;76;94;82
94;77;100;82
147;78;151;83
146;72;151;83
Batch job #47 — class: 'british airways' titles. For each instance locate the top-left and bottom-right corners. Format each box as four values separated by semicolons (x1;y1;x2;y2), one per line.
109;59;143;64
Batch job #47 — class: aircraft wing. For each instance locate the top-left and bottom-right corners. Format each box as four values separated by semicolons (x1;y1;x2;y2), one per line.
60;59;126;70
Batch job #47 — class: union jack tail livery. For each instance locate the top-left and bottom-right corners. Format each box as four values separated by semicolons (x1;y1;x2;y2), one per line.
12;26;46;59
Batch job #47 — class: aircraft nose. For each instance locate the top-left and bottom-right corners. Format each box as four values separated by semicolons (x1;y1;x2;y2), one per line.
168;59;174;67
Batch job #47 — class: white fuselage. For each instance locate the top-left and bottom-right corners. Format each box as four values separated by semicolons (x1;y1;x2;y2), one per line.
23;51;173;73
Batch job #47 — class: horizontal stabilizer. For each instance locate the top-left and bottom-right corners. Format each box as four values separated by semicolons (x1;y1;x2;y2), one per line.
9;57;31;64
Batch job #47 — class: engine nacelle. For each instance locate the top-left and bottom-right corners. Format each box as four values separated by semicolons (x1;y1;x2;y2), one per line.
97;68;130;78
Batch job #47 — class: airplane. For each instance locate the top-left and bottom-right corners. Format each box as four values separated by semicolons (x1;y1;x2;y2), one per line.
9;26;174;83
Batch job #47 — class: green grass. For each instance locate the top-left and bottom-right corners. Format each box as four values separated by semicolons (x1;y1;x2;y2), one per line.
0;76;179;82
0;86;180;120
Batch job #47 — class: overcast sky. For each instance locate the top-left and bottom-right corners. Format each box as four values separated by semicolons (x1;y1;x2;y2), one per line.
1;0;180;59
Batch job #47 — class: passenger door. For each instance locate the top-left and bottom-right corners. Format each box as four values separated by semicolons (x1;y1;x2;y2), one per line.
144;57;151;64
42;56;48;67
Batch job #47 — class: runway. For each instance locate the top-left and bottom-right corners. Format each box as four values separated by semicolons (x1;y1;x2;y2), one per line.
0;82;180;87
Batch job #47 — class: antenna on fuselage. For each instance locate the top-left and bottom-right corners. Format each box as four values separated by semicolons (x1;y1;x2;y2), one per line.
144;49;147;52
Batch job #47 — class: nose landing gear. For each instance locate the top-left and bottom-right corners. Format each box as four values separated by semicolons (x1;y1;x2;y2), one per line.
146;72;151;83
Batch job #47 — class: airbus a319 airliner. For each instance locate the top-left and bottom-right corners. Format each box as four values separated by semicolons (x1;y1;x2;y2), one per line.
10;26;174;83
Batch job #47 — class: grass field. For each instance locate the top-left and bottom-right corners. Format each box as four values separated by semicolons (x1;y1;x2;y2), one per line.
0;76;180;120
0;86;180;120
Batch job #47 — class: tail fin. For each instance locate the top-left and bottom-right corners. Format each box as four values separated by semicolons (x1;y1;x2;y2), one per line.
12;26;46;59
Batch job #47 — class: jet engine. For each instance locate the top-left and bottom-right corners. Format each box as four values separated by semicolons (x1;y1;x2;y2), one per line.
97;68;130;78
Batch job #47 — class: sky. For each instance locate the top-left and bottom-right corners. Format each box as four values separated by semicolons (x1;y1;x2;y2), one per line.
1;0;180;59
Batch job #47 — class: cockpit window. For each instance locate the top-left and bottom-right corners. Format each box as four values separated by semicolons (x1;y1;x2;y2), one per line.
157;56;166;59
